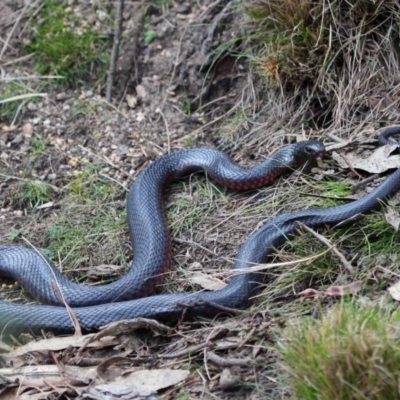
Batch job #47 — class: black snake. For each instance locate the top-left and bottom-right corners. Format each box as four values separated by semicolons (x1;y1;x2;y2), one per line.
0;128;399;334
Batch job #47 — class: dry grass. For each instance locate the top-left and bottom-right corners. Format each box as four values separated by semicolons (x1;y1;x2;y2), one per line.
245;0;400;136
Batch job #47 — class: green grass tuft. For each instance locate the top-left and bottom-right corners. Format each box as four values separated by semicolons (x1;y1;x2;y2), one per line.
29;134;48;159
167;177;224;238
319;181;353;205
278;302;400;400
44;206;127;274
26;0;109;85
15;181;53;211
258;176;400;307
41;165;128;271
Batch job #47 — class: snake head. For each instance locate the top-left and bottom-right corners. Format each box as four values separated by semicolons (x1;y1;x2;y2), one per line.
294;140;326;162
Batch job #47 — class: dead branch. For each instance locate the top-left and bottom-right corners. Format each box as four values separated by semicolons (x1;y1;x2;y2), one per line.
106;0;124;101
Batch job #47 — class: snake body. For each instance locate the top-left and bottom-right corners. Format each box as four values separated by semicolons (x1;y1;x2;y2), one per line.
0;141;324;333
1;128;399;334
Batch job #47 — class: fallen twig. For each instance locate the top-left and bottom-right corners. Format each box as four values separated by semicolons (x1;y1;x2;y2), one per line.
161;343;210;359
206;351;254;367
21;237;83;335
297;221;354;274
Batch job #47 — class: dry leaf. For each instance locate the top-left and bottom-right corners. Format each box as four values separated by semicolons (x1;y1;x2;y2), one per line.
22;122;33;136
219;368;238;390
97;318;170;339
92;264;125;275
0;365;97;387
190;271;226;290
332;146;400;173
324;280;363;297
77;379;156;400
298;288;320;298
388;280;400;301
4;334;117;358
17;388;70;400
83;369;189;398
36;201;54;210
385;206;400;232
128;369;189;391
135;84;147;99
215;336;242;350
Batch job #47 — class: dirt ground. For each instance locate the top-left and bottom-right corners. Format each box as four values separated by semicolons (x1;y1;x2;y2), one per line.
1;0;400;399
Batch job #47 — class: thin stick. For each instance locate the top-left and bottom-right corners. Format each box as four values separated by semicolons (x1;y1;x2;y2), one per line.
233;247;335;275
21;237;82;334
106;0;124;102
157;108;171;154
297;221;355;274
0;93;47;104
160;343;209;359
78;144;131;178
0;75;63;81
206;351;255;367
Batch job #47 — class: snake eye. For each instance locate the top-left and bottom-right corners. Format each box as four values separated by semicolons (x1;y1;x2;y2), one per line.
300;142;325;159
304;145;318;156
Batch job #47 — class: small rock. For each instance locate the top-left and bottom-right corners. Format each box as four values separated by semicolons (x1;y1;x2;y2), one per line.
22;123;33;136
219;368;238;390
55;93;70;101
27;102;37;111
96;9;107;21
11;133;24;144
126;94;138;109
68;157;80;168
136;85;147;99
114;146;130;156
136;112;145;122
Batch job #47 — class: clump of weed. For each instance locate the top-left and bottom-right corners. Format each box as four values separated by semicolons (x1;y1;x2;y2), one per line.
45;207;127;273
26;0;109;84
39;166;127;271
16;181;53;211
278;302;400;400
167;178;222;237
319;181;352;206
29;134;48;159
68;165;121;201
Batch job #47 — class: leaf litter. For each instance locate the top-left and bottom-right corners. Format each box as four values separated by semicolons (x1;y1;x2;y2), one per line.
332;145;400;174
